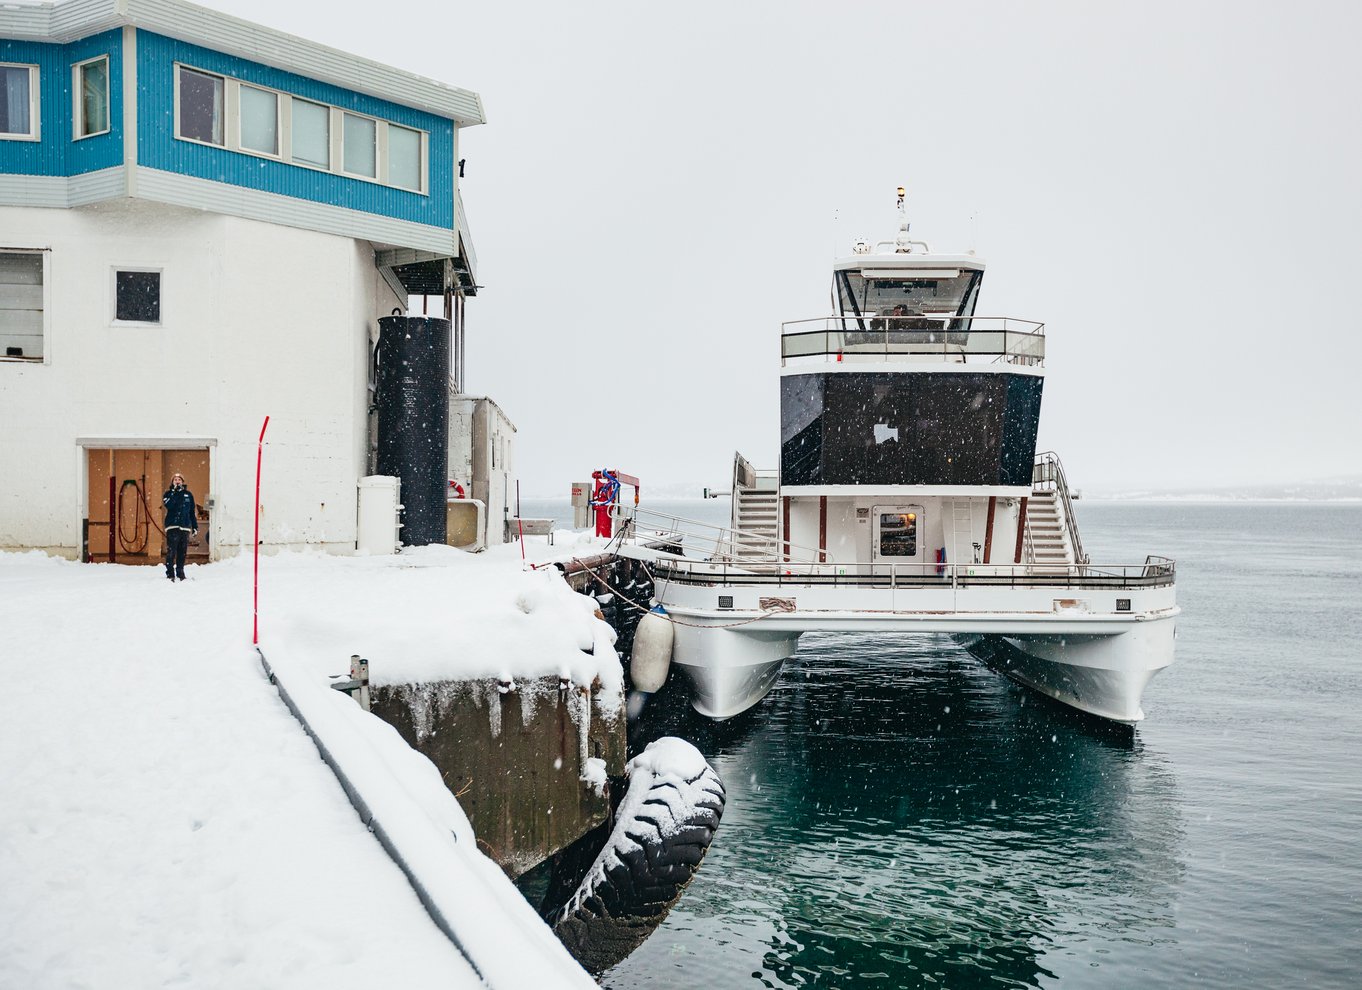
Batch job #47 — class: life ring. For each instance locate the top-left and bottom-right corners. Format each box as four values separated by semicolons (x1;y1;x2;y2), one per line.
448;481;467;499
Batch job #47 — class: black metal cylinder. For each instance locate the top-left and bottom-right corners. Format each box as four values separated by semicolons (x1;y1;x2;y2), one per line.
375;315;450;546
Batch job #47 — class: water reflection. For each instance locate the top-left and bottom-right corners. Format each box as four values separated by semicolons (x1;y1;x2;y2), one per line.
611;633;1184;989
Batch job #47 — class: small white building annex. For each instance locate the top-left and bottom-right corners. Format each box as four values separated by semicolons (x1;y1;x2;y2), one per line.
0;0;504;562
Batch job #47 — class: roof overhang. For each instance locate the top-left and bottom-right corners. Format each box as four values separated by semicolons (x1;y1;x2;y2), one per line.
833;254;987;274
1;0;486;126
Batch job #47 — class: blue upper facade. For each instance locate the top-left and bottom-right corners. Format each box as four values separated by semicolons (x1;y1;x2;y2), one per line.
0;5;478;245
136;32;454;229
0;30;123;177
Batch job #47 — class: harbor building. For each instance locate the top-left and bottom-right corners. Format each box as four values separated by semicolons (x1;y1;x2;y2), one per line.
0;0;509;561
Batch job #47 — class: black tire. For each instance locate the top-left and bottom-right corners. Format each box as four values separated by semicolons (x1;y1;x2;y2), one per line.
547;751;725;974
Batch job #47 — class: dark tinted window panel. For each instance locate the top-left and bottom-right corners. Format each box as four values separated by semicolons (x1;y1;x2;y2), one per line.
780;372;1043;486
116;271;161;323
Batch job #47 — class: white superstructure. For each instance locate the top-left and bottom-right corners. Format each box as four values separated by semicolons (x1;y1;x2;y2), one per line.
621;194;1179;725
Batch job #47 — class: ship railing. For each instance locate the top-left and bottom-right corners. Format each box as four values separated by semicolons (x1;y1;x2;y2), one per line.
780;316;1046;367
1032;450;1089;565
646;556;1177;590
618;506;828;569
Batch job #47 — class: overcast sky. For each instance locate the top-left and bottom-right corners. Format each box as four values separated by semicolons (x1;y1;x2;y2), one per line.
206;0;1362;495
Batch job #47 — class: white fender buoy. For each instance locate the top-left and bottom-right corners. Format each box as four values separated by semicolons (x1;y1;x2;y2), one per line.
630;605;674;693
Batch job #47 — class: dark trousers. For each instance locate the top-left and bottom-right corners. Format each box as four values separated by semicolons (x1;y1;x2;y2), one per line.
165;528;189;578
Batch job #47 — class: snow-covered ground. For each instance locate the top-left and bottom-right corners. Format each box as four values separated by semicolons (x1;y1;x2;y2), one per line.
0;535;615;989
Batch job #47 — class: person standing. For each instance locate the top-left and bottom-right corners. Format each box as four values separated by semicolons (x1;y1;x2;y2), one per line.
162;472;198;581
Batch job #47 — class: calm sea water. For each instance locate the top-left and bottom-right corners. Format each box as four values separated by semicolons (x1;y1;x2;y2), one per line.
526;500;1362;988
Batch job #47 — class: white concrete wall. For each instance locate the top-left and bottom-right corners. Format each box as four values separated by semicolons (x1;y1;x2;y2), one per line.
447;394;516;547
0;199;401;558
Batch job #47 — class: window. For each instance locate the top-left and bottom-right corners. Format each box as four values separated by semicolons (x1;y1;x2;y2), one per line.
239;83;278;155
171;63;428;193
74;56;110;139
178;66;224;145
0;63;39;140
1;252;45;360
291;97;329;168
115;270;162;325
342;112;376;177
388;124;422;191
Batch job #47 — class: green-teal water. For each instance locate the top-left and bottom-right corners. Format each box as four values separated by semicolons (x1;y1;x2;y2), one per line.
522;500;1362;988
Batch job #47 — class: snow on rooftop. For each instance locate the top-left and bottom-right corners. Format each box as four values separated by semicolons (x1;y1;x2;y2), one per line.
0;539;614;988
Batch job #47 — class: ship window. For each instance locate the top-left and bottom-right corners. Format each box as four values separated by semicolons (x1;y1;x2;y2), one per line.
0;63;39;139
878;513;918;556
388;124;423;192
837;270;982;323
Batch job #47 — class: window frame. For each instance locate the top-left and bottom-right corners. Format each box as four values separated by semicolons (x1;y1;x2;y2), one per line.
110;266;165;328
237;80;282;159
0;62;41;142
71;55;111;141
173;63;226;148
170;61;429;195
0;248;51;364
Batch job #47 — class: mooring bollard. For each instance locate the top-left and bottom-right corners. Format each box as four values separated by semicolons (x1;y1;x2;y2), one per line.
329;654;372;711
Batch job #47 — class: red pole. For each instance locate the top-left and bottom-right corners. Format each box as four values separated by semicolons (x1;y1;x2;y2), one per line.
253;416;270;645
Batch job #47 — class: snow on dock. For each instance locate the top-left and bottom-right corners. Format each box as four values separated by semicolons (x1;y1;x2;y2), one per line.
0;537;615;989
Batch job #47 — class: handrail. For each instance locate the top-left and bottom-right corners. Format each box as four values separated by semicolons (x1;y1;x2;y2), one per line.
1032;451;1088;565
780;315;1046;368
647;556;1176;590
619;505;830;570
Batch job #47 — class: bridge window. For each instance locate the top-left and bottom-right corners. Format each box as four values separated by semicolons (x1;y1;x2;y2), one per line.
388;124;422;191
0;63;39;140
74;56;110;139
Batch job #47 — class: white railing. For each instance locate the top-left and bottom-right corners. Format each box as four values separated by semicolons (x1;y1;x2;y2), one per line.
648;556;1176;590
1032;450;1089;565
619;505;827;569
780;315;1046;367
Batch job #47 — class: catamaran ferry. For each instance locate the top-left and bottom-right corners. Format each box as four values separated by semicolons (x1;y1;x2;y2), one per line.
618;192;1178;725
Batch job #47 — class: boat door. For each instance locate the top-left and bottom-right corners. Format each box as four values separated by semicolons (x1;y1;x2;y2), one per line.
872;505;925;575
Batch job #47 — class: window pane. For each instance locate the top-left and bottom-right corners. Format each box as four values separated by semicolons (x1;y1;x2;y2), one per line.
79;59;109;136
342;113;376;177
178;67;223;145
291;98;329;168
388;124;422;191
0;65;33;136
239;84;278;155
0;252;44;359
116;271;161;324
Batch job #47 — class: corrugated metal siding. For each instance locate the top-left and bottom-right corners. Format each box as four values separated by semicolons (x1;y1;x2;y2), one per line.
0;31;122;178
0;166;124;208
137;167;459;255
126;0;484;124
136;31;455;230
3;1;483;124
66;30;124;175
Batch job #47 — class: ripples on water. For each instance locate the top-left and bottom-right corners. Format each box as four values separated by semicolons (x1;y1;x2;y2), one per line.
593;502;1362;989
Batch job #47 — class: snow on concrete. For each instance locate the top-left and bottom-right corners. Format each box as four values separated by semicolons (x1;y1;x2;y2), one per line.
0;539;614;989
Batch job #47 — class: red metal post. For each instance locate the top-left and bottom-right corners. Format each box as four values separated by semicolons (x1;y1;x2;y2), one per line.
253;415;270;645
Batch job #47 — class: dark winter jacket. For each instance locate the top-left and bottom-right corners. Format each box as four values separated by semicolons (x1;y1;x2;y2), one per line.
163;486;198;532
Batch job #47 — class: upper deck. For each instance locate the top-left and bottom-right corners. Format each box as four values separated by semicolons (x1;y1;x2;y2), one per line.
782;246;1044;369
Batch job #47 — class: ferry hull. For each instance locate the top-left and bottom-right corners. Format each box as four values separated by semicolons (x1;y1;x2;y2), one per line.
670;623;802;719
956;613;1177;723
